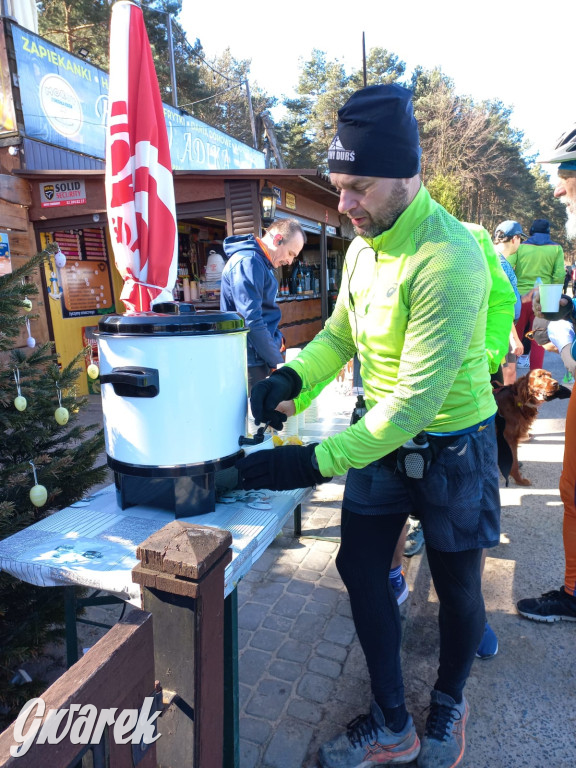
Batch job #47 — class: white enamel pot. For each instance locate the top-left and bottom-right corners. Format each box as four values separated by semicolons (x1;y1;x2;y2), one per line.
97;303;248;470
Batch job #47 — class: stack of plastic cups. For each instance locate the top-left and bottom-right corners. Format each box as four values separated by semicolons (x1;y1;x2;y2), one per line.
304;398;319;425
282;414;299;437
277;348;302;439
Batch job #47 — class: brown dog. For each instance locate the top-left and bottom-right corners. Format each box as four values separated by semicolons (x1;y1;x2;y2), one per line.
493;368;566;486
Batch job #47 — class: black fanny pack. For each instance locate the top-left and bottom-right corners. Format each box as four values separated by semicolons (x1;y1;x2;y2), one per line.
379;432;459;478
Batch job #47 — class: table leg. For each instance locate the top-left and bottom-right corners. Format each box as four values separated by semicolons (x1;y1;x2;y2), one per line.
64;586;79;667
294;503;302;537
223;588;239;768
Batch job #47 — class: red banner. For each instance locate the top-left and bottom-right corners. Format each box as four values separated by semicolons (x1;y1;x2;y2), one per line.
105;0;177;311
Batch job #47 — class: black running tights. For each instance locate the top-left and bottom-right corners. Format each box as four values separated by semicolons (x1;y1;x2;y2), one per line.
335;506;485;707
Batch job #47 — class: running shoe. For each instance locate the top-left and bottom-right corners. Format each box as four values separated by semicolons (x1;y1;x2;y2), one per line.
404;520;424;557
517;354;530;367
516;587;576;623
417;690;468;768
318;700;421;767
390;571;409;605
475;622;498;659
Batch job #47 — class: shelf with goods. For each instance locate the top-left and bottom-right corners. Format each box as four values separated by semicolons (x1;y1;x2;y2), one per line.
327;251;344;315
175;229;200;302
175;223;225;304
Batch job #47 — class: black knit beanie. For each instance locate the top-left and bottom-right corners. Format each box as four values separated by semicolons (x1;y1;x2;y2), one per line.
327;83;421;178
530;219;550;235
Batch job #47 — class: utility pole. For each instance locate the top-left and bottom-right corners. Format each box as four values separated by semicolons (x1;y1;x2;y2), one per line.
362;32;367;87
166;11;178;108
244;79;258;149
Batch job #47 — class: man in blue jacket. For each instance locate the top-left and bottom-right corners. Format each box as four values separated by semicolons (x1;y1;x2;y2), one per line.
220;218;305;392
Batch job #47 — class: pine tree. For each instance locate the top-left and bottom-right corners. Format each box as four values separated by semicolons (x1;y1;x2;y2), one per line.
0;246;108;726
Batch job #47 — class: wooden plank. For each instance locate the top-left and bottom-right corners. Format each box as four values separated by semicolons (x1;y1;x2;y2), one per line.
0;228;36;256
0;199;28;231
279;297;321;325
0;609;156;768
282;319;323;348
0;174;31;206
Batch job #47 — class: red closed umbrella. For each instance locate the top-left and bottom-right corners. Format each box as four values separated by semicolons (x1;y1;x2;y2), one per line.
105;0;177;312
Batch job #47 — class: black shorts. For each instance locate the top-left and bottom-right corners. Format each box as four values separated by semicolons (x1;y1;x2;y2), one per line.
343;421;501;552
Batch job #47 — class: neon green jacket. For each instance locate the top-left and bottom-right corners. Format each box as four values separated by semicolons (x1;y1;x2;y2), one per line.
293;221;515;413
463;223;515;373
288;185;499;478
506;241;565;294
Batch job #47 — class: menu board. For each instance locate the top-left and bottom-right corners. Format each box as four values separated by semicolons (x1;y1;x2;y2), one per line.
51;229;115;318
83;228;107;260
59;260;113;314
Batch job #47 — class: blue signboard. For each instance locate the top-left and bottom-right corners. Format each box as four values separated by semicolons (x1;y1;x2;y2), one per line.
163;104;264;170
12;26;109;158
11;24;264;170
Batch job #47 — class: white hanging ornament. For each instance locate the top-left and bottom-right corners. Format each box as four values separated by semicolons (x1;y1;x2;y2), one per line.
13;369;27;411
54;248;67;269
54;384;69;425
29;461;47;507
25;318;35;348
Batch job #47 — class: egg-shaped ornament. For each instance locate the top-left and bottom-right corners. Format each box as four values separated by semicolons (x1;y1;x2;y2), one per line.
54;250;67;269
55;406;69;425
14;395;27;411
26;335;36;348
87;363;99;380
21;298;32;312
30;484;48;507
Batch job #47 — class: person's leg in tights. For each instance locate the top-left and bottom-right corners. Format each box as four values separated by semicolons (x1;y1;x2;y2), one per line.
336;507;409;727
528;336;545;370
426;546;485;702
561;387;576;596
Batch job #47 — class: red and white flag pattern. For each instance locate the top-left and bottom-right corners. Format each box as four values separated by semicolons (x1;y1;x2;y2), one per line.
105;0;177;312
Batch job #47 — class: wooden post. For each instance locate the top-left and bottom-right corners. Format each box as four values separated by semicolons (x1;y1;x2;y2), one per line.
132;521;232;768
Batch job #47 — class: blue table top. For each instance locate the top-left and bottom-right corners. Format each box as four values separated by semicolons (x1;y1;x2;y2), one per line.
0;484;310;603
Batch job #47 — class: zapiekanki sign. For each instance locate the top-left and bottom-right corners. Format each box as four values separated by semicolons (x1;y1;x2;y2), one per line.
11;23;264;171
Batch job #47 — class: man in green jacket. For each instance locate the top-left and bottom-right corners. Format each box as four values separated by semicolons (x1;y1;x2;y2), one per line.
236;84;510;768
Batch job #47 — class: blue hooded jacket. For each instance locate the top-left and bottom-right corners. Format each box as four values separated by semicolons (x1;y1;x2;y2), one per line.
523;233;559;246
220;235;284;368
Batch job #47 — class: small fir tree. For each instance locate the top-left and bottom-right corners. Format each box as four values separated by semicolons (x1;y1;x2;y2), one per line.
0;246;108;725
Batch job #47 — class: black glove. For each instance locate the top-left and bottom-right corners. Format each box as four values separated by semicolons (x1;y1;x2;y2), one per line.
250;367;303;431
236;443;332;491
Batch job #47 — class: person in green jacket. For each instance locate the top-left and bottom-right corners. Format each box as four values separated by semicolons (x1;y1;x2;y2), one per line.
505;217;565;370
236;84;510;768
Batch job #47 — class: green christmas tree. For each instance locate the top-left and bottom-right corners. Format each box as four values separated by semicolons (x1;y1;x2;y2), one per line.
0;245;108;725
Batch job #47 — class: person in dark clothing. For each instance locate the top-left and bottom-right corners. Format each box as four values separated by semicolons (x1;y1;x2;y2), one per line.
220;218;305;392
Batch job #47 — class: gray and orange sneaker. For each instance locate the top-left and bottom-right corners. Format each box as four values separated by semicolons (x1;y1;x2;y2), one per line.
417;690;468;767
318;700;420;767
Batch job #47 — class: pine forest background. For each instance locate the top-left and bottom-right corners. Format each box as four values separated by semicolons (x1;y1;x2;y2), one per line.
36;0;571;255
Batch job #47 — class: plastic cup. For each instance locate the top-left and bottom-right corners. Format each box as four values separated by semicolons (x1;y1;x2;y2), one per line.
539;283;564;312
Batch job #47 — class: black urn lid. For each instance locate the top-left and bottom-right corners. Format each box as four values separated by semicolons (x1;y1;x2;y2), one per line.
97;302;246;336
